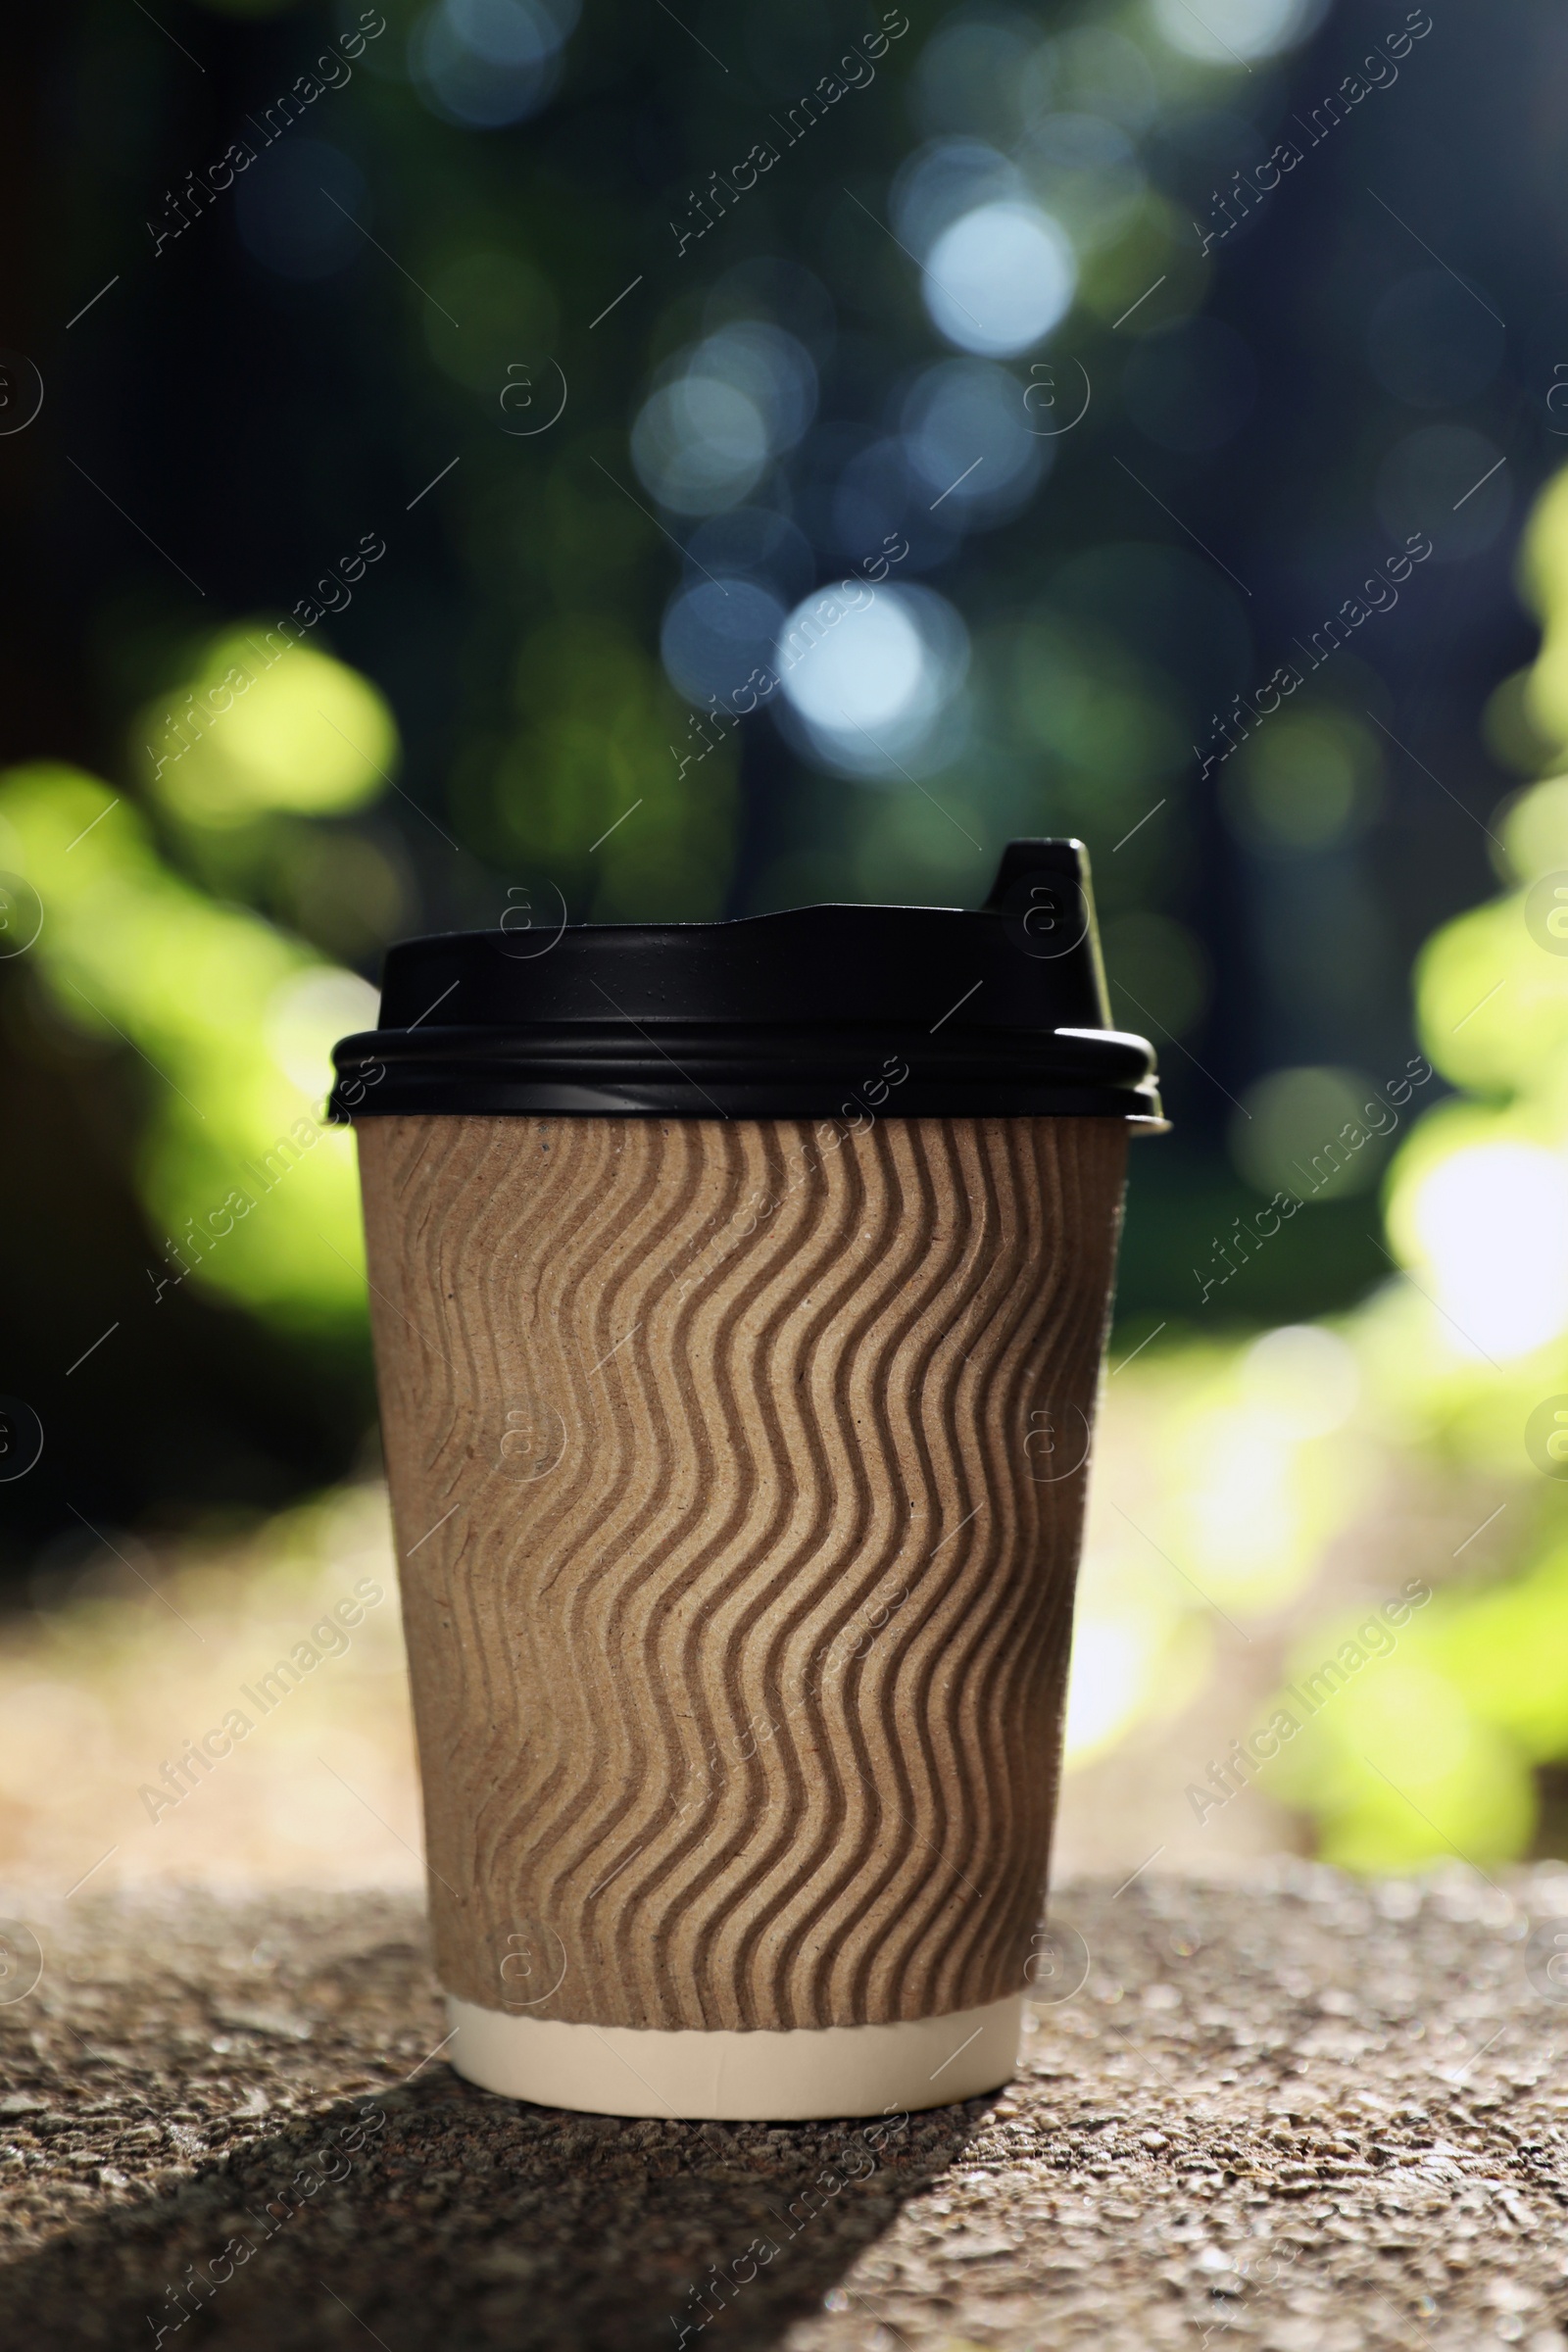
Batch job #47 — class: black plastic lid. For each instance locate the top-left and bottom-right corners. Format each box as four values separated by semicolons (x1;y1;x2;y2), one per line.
328;838;1164;1126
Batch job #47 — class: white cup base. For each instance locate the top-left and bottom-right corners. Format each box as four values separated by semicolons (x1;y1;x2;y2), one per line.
444;1990;1023;2120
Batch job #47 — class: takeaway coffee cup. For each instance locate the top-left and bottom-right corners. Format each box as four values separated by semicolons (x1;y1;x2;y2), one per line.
331;839;1161;2120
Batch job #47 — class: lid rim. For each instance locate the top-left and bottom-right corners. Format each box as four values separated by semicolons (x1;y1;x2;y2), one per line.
328;837;1168;1134
328;1091;1166;1122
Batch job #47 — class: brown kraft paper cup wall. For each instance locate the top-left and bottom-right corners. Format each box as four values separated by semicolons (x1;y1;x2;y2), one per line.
331;839;1164;2120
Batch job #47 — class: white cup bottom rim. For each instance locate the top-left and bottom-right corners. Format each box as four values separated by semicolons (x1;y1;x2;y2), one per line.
443;1990;1023;2120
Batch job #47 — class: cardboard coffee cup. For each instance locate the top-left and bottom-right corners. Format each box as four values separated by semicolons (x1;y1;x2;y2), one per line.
331;840;1161;2120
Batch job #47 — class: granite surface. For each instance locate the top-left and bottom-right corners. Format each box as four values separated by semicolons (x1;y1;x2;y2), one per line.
2;1865;1567;2350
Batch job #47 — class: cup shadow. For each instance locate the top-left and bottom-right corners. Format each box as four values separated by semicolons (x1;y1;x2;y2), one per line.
0;2071;990;2350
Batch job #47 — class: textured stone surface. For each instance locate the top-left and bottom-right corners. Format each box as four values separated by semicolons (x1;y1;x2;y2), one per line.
359;1113;1126;2030
3;1866;1568;2349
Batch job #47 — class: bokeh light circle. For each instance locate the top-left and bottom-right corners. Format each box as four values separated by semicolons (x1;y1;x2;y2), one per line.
774;583;969;776
1407;1142;1568;1360
893;137;1022;258
779;587;927;734
1230;1066;1386;1202
632;324;817;518
632;377;770;515
411;0;567;128
902;358;1044;520
923;203;1077;358
699;322;817;454
1148;0;1327;66
150;639;399;824
662;579;786;709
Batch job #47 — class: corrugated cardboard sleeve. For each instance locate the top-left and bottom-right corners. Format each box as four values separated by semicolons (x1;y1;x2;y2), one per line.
357;1111;1127;2034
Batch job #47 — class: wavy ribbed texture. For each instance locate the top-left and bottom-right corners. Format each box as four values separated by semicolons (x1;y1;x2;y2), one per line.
357;1113;1128;2032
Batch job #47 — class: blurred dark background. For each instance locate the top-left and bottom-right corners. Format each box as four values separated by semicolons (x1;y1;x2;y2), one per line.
1;0;1561;1566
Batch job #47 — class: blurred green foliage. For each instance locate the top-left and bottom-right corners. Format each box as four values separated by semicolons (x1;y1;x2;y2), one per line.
0;753;371;1327
1239;474;1568;1868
